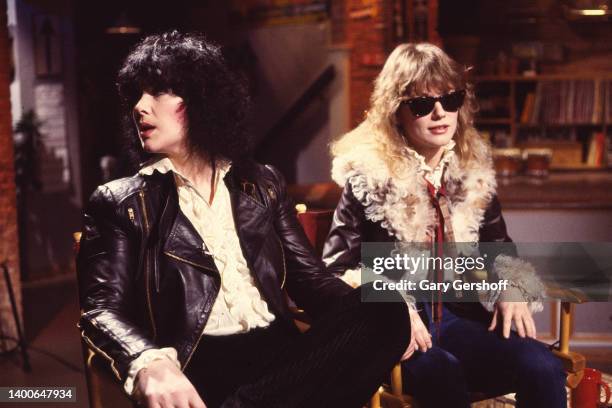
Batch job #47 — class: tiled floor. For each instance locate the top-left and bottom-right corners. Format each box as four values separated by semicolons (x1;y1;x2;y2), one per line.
1;277;611;408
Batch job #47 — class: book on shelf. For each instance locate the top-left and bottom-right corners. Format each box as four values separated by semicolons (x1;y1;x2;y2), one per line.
602;81;612;123
521;79;607;125
592;79;603;124
520;92;535;124
607;133;612;168
530;82;543;125
586;132;606;167
564;80;574;124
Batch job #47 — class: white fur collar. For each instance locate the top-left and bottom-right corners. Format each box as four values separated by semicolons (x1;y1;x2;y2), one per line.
331;126;497;244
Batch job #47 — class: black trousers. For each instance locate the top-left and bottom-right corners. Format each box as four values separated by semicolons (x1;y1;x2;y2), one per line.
185;286;410;408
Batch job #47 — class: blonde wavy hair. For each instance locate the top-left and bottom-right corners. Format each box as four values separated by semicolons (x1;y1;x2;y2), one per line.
332;42;488;173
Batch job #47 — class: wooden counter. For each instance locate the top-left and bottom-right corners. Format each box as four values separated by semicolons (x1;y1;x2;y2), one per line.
497;171;612;210
289;171;612;210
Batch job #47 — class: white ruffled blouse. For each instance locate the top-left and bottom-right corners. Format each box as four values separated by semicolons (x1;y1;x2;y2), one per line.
401;140;456;191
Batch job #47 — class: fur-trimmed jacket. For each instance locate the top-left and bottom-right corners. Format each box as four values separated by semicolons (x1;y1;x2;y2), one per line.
322;122;545;315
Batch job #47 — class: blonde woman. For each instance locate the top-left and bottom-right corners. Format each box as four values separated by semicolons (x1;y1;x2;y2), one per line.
323;43;566;408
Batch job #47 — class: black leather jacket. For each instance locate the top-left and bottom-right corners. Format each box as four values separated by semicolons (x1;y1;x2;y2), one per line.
77;161;351;381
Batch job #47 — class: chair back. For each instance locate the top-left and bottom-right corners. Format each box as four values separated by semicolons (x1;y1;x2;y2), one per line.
296;209;334;257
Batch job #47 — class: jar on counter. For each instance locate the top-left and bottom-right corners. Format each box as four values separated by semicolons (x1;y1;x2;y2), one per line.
523;148;552;177
493;148;523;177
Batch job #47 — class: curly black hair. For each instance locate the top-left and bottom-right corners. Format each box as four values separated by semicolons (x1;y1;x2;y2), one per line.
117;30;252;168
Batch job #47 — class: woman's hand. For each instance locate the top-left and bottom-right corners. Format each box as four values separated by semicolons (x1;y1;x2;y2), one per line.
401;308;432;361
488;301;536;339
134;359;206;408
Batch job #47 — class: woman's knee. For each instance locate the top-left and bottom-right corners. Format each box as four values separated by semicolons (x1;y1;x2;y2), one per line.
401;347;468;403
513;339;564;378
402;347;464;383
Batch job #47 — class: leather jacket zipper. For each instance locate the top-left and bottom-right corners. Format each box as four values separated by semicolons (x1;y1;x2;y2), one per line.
163;251;217;272
153;244;160;293
139;190;150;231
139;190;157;340
181;292;217;371
163;251;219;371
276;235;287;289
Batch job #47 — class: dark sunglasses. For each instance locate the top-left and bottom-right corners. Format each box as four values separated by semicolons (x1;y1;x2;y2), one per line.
402;89;466;117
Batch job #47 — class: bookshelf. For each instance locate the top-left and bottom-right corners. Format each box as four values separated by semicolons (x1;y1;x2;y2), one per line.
473;75;612;169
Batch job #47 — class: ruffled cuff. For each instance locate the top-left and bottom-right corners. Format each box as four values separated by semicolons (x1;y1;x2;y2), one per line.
340;267;362;288
123;347;180;396
481;254;545;313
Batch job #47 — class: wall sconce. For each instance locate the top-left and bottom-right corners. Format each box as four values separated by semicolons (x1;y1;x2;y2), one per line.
105;11;141;34
563;0;611;20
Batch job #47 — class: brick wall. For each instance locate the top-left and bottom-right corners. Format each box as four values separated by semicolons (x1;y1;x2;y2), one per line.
329;0;348;45
0;0;22;349
345;0;388;127
332;0;440;127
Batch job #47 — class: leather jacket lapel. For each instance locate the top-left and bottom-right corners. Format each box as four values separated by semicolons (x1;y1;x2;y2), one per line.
162;210;218;273
157;172;218;274
224;167;273;267
150;164;274;278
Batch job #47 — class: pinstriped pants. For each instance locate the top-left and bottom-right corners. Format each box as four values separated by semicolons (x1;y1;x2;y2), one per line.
185;285;410;408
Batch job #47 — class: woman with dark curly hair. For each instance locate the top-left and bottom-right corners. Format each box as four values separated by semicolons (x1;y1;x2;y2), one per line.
76;30;411;408
323;43;566;407
116;31;252;168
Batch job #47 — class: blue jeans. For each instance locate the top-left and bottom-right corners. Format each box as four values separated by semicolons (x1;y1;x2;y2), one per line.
401;303;567;408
